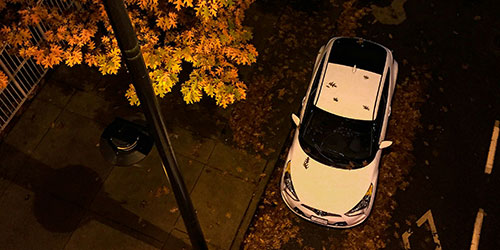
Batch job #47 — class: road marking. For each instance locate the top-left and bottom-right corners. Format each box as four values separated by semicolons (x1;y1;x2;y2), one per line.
485;120;499;174
417;210;442;250
402;209;442;250
402;229;412;249
470;208;485;250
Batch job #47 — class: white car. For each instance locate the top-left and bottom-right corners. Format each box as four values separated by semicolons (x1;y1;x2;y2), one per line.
280;37;398;228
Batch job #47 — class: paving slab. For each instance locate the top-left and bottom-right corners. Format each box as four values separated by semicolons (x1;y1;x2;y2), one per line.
64;218;159;250
163;228;219;250
65;91;113;122
0;176;9;199
4;98;62;154
32;109;112;180
163;229;192;250
67;91;148;130
174;167;255;249
157;91;231;140
36;79;75;108
0;183;77;250
169;127;216;164
46;64;102;92
93;69;131;100
0;142;50;199
207;142;267;182
90;148;204;242
0;143;21;196
0;141;105;240
1;140;100;207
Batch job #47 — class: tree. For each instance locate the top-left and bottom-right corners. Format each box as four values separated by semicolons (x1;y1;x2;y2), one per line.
0;0;257;108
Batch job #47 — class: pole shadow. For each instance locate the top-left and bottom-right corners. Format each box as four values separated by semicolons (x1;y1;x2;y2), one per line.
0;143;190;249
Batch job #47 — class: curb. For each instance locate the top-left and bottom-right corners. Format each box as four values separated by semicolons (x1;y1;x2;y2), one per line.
230;128;294;250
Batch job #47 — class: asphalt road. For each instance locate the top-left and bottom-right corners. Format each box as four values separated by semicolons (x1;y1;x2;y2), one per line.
375;0;500;249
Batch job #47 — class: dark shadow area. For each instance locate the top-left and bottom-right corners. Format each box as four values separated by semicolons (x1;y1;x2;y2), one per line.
44;64;103;92
34;164;101;232
0;143;189;249
287;0;331;12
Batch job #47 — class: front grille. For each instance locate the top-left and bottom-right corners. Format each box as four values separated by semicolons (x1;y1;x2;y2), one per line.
301;204;341;217
331;221;348;227
293;207;306;217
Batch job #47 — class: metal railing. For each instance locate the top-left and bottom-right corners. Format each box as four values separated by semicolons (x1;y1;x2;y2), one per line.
0;0;73;132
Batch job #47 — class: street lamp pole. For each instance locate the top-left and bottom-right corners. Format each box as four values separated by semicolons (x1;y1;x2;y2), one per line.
101;1;208;249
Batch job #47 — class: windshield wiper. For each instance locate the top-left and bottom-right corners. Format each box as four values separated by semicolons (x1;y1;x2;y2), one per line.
312;143;340;165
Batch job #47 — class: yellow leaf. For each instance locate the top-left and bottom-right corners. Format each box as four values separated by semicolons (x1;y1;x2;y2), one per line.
156;16;169;31
173;0;183;10
170;62;181;74
64;49;82;67
125;84;140;106
183;0;194;7
40;44;64;68
85;54;98;67
167;12;178;29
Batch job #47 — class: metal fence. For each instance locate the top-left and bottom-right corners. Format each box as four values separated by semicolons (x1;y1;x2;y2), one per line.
0;0;73;132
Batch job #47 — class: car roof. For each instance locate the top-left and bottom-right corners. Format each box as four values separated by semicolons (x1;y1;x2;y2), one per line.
314;63;382;121
313;38;388;121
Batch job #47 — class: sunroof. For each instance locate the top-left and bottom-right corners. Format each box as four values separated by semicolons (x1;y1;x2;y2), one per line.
328;38;387;74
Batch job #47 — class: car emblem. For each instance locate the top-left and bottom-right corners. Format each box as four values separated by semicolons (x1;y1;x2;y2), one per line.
303;157;309;169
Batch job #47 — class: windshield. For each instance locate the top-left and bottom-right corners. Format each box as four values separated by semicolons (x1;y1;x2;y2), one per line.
298;106;376;169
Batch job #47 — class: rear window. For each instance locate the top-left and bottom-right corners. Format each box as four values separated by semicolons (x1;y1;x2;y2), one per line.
328;38;387;74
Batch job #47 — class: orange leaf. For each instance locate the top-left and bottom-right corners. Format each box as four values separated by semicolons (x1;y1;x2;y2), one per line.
0;71;8;90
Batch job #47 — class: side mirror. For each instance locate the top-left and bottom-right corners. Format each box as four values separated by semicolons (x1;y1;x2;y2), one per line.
291;113;300;127
379;141;393;149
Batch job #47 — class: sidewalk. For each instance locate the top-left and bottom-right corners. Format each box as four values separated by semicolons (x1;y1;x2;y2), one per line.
0;64;277;250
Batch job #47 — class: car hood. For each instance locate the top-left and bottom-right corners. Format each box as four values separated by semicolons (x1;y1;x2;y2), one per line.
288;136;378;214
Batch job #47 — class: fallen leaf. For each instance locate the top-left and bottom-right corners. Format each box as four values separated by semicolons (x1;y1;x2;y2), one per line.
277;88;286;99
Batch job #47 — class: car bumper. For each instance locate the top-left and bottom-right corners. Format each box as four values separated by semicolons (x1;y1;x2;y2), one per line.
280;186;370;228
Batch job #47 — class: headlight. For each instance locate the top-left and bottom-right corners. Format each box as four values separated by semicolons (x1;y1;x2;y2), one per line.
345;184;373;217
283;160;299;201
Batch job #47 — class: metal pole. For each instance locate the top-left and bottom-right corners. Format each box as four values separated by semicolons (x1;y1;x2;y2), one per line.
101;1;208;249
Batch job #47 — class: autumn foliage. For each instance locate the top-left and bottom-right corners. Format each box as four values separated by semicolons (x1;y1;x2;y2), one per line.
0;0;257;107
0;71;7;90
